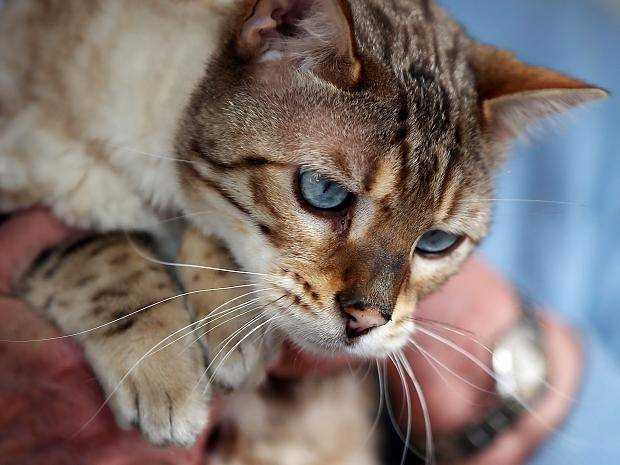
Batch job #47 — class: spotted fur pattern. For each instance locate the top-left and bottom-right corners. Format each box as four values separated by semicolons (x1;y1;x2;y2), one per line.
1;0;604;458
21;233;211;446
19;229;380;464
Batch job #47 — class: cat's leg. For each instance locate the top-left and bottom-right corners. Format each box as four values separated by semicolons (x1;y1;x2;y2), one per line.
178;228;277;391
19;233;209;446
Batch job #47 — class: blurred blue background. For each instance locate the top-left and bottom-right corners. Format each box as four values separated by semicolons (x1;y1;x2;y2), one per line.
441;0;620;463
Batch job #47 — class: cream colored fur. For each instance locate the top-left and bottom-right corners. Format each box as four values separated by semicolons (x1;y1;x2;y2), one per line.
3;0;599;461
212;373;380;465
22;234;211;446
0;0;238;229
19;227;380;462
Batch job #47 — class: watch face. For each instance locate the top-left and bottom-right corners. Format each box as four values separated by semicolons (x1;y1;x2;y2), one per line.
492;321;547;401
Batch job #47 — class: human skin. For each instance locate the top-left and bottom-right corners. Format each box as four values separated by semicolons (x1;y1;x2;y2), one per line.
275;263;583;465
390;260;583;465
0;209;215;465
0;209;581;465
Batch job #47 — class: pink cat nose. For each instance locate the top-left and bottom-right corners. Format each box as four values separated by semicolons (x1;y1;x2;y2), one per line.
341;306;389;339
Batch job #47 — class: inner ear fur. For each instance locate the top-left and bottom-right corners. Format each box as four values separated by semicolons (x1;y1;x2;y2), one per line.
469;43;608;141
237;0;362;88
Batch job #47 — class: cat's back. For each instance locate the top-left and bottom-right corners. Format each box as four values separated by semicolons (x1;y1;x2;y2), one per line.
0;0;234;105
0;0;235;229
0;0;103;119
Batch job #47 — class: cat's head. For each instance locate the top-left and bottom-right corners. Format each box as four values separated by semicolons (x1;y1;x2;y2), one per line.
176;0;606;358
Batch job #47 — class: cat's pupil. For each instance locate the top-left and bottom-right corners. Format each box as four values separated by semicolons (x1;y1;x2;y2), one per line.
299;170;350;211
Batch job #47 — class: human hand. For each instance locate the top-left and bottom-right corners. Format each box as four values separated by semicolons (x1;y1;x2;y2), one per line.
270;258;582;465
387;259;583;465
0;210;582;465
0;209;211;465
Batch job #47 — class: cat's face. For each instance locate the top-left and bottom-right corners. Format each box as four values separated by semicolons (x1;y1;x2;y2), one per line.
176;0;604;358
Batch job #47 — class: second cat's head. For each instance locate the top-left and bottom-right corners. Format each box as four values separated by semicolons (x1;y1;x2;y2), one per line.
175;0;605;357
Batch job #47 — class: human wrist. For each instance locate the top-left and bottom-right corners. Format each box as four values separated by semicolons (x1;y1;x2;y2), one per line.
445;314;583;465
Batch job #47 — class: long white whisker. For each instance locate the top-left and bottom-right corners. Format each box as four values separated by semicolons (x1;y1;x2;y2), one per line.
206;311;266;365
356;362;374;384
463;198;584;207
191;298;285;395
413;319;493;355
390;353;413;465
409;338;487;408
415;325;583;445
1;284;260;344
193;311;267;394
192;294;285;361
245;298;289;348
409;339;453;391
155;291;274;364
364;361;385;445
414;323;579;403
182;296;266;351
208;314;281;383
398;351;434;465
186;294;285;364
382;359;423;459
159;210;215;224
126;237;279;280
409;339;496;395
73;288;273;437
112;145;193;164
416;326;500;387
190;305;265;358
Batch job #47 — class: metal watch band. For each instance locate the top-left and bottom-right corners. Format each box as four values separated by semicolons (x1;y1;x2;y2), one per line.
431;398;527;462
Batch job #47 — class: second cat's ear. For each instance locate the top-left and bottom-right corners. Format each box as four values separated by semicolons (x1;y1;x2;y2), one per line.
237;0;361;88
469;43;608;142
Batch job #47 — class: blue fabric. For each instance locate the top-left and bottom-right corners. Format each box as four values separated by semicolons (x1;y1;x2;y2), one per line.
441;0;620;462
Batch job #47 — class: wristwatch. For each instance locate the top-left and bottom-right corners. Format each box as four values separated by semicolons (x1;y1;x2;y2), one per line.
421;299;549;462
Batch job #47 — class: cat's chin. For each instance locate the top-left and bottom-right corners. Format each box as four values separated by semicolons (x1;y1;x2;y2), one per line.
343;320;416;359
284;320;416;361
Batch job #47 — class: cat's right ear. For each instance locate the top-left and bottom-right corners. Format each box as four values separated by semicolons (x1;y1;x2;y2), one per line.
235;0;362;88
469;43;608;144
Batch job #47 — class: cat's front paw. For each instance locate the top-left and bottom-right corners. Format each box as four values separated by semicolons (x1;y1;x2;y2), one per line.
84;330;211;447
204;330;267;391
111;370;210;447
178;230;274;392
80;301;213;447
20;232;212;447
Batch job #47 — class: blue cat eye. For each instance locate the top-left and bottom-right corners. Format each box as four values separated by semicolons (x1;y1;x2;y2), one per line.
298;170;351;211
416;230;461;255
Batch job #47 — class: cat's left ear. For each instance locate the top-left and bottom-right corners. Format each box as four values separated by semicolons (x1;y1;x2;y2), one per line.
237;0;362;88
469;43;608;142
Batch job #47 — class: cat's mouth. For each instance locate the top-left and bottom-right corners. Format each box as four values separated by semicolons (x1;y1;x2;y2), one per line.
275;312;415;360
341;319;415;358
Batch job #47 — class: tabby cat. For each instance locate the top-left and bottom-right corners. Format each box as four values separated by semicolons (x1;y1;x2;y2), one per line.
0;0;605;462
